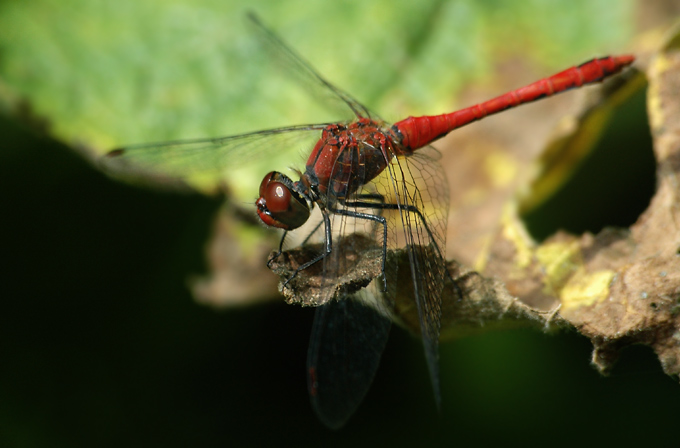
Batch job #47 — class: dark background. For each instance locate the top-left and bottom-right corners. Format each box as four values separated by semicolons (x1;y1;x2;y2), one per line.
2;112;678;447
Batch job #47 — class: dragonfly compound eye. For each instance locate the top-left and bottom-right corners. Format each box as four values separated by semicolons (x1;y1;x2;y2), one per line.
265;181;291;213
256;172;310;230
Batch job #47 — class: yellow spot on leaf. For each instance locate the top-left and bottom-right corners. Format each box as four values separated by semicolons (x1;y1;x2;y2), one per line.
647;53;674;134
535;240;582;295
561;270;616;310
500;205;534;270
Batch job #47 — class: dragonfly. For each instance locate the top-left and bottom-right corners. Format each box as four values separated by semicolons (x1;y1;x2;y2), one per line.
104;14;635;429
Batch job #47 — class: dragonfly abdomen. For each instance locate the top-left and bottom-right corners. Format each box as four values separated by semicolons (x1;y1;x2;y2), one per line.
393;55;635;151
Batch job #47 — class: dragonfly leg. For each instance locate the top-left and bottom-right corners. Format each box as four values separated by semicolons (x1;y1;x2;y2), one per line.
281;211;333;290
331;200;388;292
267;230;288;268
278;195;388;292
350;200;463;301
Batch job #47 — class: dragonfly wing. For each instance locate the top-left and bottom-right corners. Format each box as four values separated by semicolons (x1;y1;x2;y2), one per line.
247;13;376;121
378;145;450;407
101;124;331;189
307;292;391;430
307;137;449;408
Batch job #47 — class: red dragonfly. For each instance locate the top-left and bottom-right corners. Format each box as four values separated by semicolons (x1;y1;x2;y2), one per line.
105;15;634;429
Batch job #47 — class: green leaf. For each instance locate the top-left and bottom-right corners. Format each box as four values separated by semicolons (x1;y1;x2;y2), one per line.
0;0;635;196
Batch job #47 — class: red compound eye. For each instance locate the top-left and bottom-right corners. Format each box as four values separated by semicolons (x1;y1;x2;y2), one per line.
259;171;275;197
264;181;290;213
255;171;310;230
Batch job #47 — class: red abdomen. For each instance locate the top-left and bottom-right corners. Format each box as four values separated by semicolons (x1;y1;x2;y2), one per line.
394;55;635;151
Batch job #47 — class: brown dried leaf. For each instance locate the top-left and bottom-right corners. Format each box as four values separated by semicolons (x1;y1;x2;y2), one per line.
269;235;566;340
564;22;680;377
268;233;383;307
472;23;680;378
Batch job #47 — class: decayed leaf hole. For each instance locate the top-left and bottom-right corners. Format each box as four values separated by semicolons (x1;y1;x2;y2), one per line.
521;81;656;242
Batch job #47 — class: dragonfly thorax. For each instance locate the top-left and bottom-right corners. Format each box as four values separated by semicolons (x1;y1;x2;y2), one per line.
304;118;395;200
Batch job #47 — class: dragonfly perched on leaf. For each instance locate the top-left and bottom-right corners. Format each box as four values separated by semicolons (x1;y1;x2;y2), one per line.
103;13;634;429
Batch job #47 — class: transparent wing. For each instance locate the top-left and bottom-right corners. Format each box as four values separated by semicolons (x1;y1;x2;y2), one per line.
382;146;449;407
273;139;449;424
307;291;391;430
102;15;381;190
335;145;447;407
316;141;449;407
101;124;331;188
248;13;375;121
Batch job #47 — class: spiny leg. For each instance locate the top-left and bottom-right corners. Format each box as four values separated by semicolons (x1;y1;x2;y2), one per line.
281;211;333;289
328;202;389;292
275;194;461;301
267;230;289;268
277;193;387;290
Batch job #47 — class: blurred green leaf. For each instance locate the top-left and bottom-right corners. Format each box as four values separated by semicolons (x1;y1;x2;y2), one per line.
0;0;634;195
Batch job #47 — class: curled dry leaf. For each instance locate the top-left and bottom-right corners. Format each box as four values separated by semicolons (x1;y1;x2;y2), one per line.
529;24;679;378
565;23;680;377
268;233;383;307
269;234;565;339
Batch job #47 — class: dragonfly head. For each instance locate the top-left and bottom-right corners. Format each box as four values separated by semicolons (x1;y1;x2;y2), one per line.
256;171;311;230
